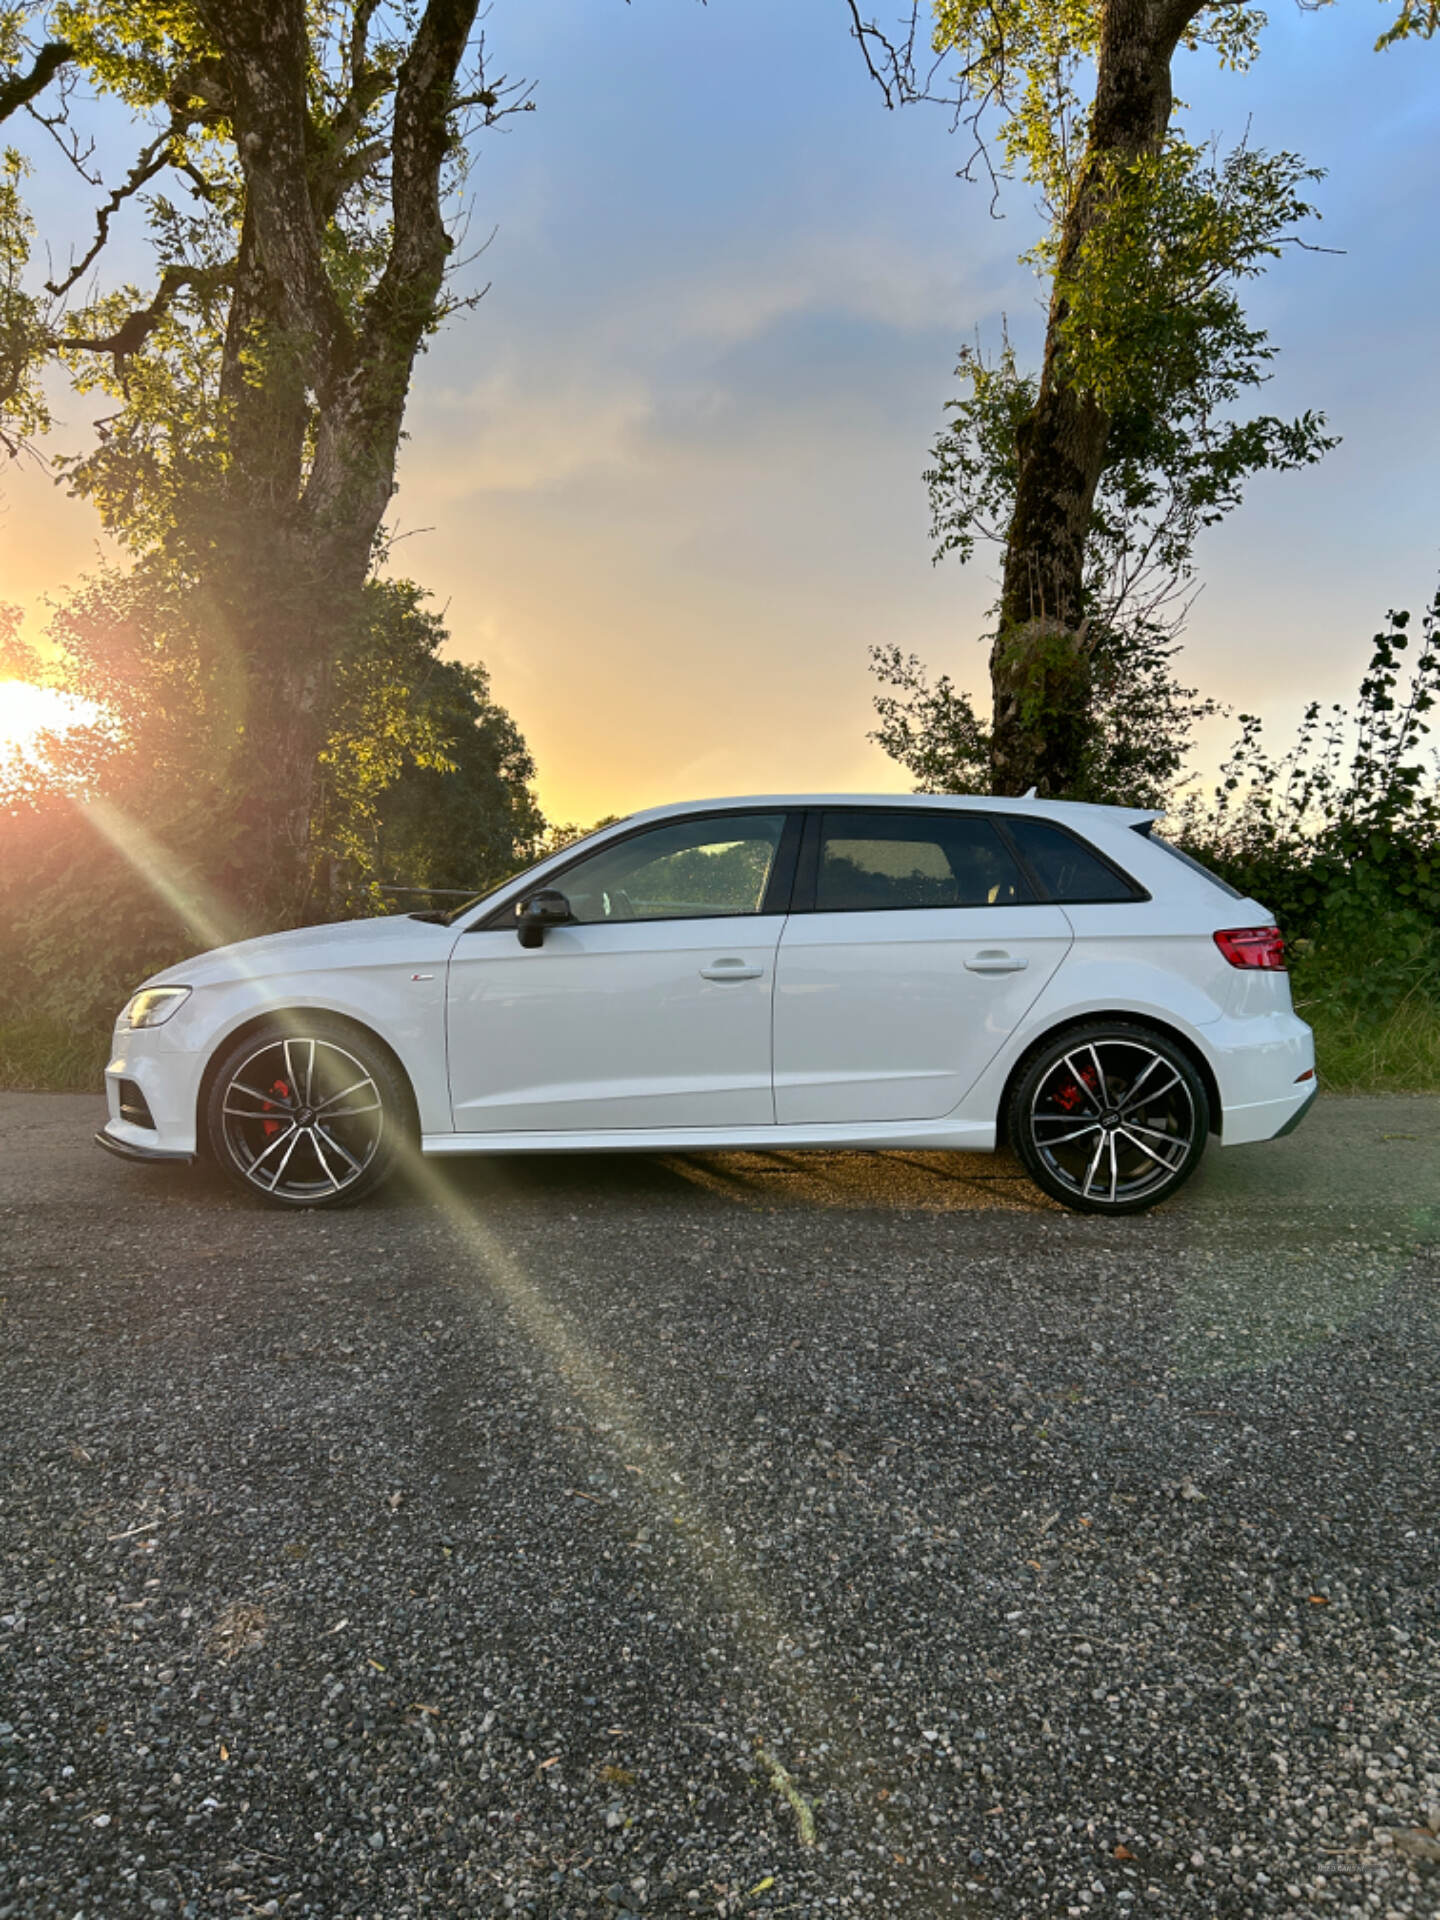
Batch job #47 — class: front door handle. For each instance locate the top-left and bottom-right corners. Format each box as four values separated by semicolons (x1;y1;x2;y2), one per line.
700;960;764;981
965;950;1027;973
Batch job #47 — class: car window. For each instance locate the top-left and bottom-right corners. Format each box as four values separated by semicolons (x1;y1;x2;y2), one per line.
1135;824;1246;899
1002;817;1139;902
558;814;787;923
816;811;1032;911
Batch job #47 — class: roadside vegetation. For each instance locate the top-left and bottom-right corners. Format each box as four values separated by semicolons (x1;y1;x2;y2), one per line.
1184;593;1440;1094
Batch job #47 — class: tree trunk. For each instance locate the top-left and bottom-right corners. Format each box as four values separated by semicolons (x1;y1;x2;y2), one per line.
193;0;481;928
990;0;1203;795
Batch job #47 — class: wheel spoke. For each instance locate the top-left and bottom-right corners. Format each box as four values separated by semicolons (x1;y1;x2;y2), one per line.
1121;1067;1182;1114
264;1127;303;1191
228;1080;285;1110
308;1127;343;1193
1108;1130;1119;1203
314;1123;362;1178
1123;1117;1189;1148
1086;1043;1109;1105
248;1122;298;1176
315;1076;375;1115
1119;1049;1164;1108
1117;1125;1185;1172
1033;1118;1101;1141
1060;1053;1104;1115
1081;1133;1107;1197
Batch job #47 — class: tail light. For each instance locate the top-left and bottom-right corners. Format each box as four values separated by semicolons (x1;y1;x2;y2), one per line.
1214;925;1286;970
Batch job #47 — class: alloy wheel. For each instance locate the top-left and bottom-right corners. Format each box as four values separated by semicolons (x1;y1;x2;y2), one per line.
220;1035;384;1202
1027;1036;1198;1208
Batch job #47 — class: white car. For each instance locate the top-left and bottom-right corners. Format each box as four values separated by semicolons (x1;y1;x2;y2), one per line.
97;793;1317;1215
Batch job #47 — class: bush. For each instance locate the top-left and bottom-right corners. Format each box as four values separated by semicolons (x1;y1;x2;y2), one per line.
1179;587;1440;1043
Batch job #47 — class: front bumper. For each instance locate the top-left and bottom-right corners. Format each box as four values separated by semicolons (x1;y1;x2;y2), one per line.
104;1028;204;1157
94;1124;195;1166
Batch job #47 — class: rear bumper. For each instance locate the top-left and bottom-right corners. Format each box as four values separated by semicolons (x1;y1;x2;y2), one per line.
1273;1079;1319;1138
1211;1011;1317;1145
94;1124;194;1166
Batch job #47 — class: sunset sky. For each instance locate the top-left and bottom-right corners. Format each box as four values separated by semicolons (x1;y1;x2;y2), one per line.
2;0;1437;826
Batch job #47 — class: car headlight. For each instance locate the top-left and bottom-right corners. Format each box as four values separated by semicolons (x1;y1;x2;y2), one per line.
121;986;191;1029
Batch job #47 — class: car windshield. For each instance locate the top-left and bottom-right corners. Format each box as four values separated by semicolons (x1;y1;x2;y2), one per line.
434;818;633;925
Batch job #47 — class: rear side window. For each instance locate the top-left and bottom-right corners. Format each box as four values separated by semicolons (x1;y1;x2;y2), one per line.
1135;824;1246;900
1002;817;1141;903
816;810;1033;911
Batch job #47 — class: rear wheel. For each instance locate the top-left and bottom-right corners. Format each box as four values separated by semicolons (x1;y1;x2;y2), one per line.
1007;1023;1209;1215
205;1019;408;1208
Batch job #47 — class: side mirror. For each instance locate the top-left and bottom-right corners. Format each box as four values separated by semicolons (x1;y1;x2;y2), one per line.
516;888;573;948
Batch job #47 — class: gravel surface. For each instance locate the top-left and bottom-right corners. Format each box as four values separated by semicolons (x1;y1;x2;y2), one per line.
1;1091;1437;1920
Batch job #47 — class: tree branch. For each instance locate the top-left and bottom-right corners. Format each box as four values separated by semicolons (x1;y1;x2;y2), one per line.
0;38;71;125
843;2;958;109
60;263;233;375
45;127;184;298
361;0;481;357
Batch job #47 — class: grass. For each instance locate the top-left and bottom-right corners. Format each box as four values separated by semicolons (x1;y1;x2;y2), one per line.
1298;986;1440;1094
0;1015;111;1093
3;990;1440;1099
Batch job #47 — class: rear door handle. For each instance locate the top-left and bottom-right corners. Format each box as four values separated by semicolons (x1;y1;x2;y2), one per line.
700;960;764;981
965;950;1027;973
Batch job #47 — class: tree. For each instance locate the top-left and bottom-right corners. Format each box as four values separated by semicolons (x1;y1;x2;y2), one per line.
847;0;1433;795
0;569;542;1053
0;0;530;924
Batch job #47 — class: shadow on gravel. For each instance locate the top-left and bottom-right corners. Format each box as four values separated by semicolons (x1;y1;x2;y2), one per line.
392;1145;1050;1218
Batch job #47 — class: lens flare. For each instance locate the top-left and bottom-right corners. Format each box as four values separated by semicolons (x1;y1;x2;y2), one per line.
0;680;96;760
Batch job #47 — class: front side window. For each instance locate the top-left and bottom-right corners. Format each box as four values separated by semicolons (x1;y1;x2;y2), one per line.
557;813;787;923
1002;817;1140;903
816;811;1032;911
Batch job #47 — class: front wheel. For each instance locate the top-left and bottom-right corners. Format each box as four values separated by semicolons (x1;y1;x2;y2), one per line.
1007;1023;1209;1215
205;1019;409;1208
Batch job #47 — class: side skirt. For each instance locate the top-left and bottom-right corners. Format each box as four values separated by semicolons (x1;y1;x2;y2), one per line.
420;1118;998;1156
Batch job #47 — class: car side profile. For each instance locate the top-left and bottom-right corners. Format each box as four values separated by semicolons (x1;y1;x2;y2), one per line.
97;793;1317;1215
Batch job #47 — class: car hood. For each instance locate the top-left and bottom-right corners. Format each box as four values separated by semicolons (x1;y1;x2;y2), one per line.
142;912;455;989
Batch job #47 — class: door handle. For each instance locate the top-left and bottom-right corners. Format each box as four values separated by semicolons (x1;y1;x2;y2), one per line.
700;960;764;981
965;950;1027;973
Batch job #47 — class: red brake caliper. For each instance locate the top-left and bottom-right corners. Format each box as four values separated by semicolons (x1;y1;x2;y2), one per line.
1053;1064;1099;1113
261;1078;290;1137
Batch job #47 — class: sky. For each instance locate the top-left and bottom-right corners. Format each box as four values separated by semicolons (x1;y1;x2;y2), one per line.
1;0;1437;826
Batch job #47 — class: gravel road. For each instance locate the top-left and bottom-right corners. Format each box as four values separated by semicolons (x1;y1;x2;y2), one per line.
1;1093;1437;1920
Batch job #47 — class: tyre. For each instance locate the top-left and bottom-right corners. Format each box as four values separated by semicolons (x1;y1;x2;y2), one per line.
205;1017;409;1208
1007;1022;1209;1215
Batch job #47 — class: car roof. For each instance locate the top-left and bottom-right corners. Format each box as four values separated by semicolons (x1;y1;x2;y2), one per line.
618;793;1162;829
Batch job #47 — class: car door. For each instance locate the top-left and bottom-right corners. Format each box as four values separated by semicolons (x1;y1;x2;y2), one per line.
773;807;1073;1125
446;810;798;1132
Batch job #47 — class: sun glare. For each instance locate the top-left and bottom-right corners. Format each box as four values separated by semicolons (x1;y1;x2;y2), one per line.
0;680;95;760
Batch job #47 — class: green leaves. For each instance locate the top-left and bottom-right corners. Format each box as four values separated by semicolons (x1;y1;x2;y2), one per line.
1180;583;1440;1018
0;147;49;451
1051;139;1326;419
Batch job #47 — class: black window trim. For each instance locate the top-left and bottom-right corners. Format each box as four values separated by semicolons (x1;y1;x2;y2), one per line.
786;805;1150;914
469;806;805;931
992;813;1150;906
